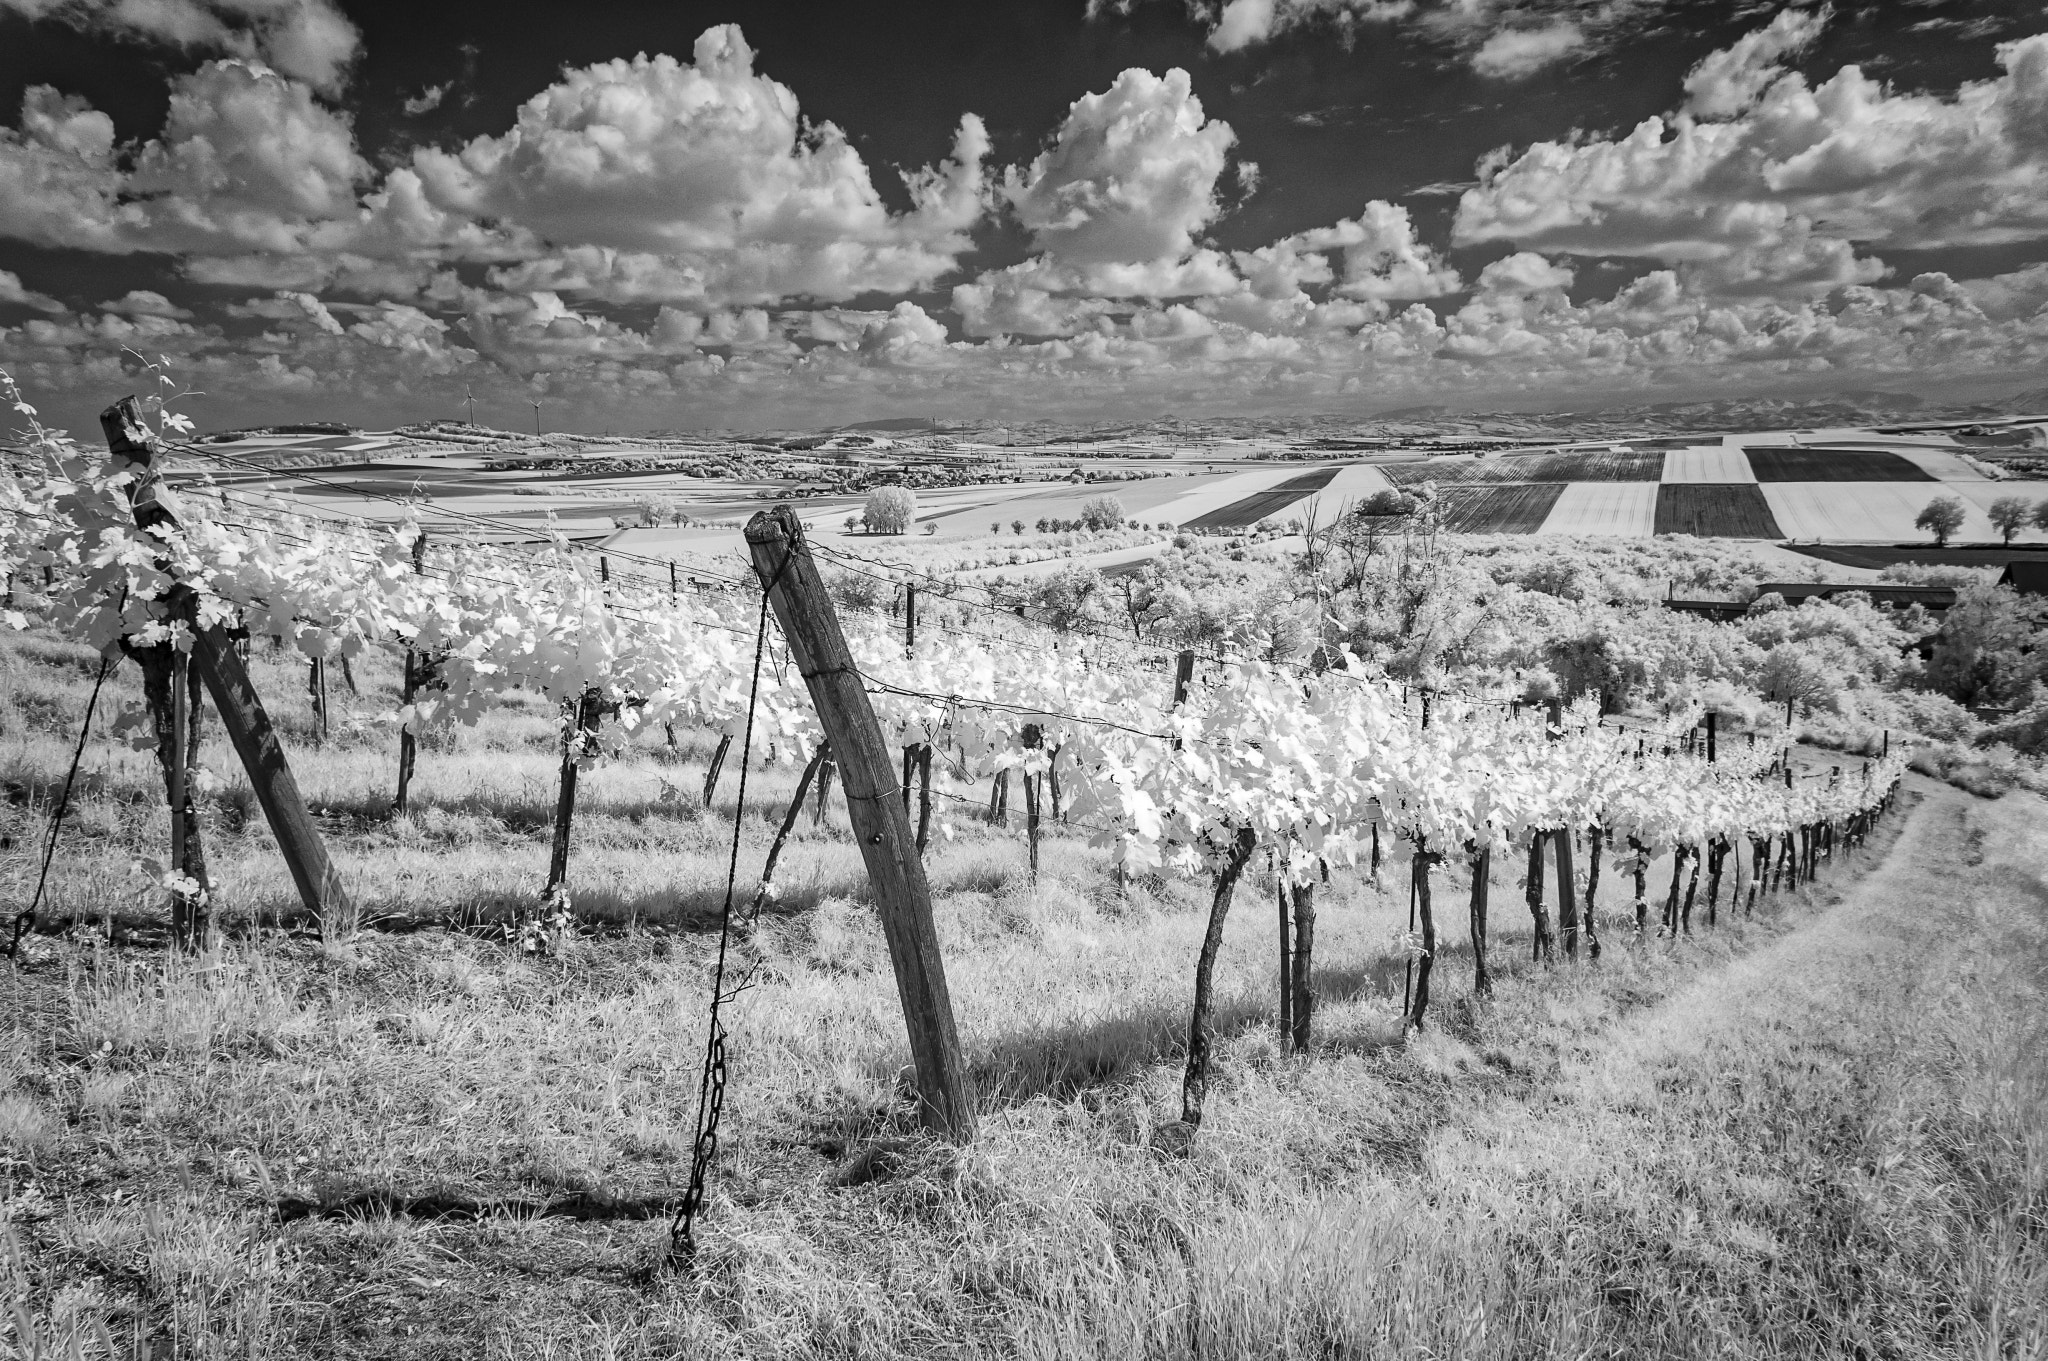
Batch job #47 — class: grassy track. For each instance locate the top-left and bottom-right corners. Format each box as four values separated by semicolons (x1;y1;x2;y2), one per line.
2;628;2043;1359
1654;483;1785;538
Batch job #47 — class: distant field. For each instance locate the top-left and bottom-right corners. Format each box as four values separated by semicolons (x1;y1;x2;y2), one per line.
1662;447;1755;483
1745;449;1936;482
1654;484;1784;538
1183;467;1340;529
1440;483;1567;533
1386;451;1664;486
1761;482;1967;542
1540;482;1658;535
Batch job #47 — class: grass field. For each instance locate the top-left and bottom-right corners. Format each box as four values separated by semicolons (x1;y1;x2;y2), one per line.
1745;449;1937;482
1438;482;1568;532
1385;451;1665;486
1;631;2045;1359
1654;484;1785;538
1761;481;1973;542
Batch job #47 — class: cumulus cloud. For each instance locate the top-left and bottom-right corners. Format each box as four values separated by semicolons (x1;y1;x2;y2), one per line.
1470;21;1584;79
0;0;360;93
402;83;447;116
99;289;192;318
1455;28;2048;270
1003;67;1235;275
1682;5;1828;118
0;269;63;312
0;26;989;313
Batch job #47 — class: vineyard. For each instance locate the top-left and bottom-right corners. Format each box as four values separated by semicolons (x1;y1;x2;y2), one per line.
4;393;2034;1360
1435;482;1568;533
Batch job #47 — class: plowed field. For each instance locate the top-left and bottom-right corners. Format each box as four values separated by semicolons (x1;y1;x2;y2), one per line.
1654;484;1784;538
1385;450;1664;486
1183;466;1341;529
1745;449;1936;482
1440;483;1568;533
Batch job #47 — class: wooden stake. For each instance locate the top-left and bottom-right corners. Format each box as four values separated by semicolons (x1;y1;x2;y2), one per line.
1275;864;1291;1044
745;506;977;1141
104;397;352;937
1407;839;1439;1030
545;691;595;895
1468;844;1492;996
395;529;427;816
1022;724;1042;881
1289;877;1315;1050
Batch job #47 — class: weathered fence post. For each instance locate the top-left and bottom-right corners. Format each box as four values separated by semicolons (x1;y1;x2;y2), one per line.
745;506;977;1141
394;529;428;815
545;690;598;897
103;397;353;937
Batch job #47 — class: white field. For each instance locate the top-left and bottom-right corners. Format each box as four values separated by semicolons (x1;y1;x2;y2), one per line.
1662;447;1755;482
1145;465;1330;526
1896;448;1982;480
1760;481;2000;541
1306;463;1398;513
1539;482;1658;535
1948;478;2048;541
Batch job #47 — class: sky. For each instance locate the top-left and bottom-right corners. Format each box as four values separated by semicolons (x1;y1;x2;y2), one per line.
3;0;2047;434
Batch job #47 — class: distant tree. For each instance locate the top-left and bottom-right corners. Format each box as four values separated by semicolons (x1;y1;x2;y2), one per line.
1988;495;2033;545
2035;497;2048;532
923;521;938;535
1914;495;1967;546
991;522;1002;535
863;485;916;535
1011;519;1025;535
1035;518;1049;533
844;514;862;533
1031;562;1106;632
1079;493;1126;530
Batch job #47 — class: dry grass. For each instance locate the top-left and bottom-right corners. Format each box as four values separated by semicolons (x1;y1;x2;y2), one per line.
1;630;2044;1358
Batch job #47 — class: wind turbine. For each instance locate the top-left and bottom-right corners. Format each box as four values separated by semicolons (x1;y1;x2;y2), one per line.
531;400;542;436
464;386;475;426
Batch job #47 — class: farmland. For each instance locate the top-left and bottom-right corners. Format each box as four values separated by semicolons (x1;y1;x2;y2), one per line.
1437;482;1568;532
1384;450;1665;486
1744;448;1936;482
1183;467;1341;529
1538;482;1659;535
1653;484;1785;538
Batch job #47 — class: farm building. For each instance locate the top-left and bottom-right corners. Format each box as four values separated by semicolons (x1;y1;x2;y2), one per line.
1751;582;1959;612
1997;561;2048;595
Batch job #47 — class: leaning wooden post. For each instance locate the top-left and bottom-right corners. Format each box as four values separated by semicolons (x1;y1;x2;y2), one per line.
102;397;353;937
745;506;977;1141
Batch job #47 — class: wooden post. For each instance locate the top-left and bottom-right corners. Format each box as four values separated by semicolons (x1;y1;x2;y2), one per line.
1407;839;1439;1030
1289;877;1315;1050
1169;649;1194;749
1022;724;1043;881
395;530;427;815
668;560;678;600
703;733;732;808
545;691;595;895
1706;710;1717;764
308;658;328;742
103;397;353;937
1468;844;1491;996
905;583;916;654
745;506;977;1141
1547;699;1576;959
1273;863;1295;1037
1582;825;1602;960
